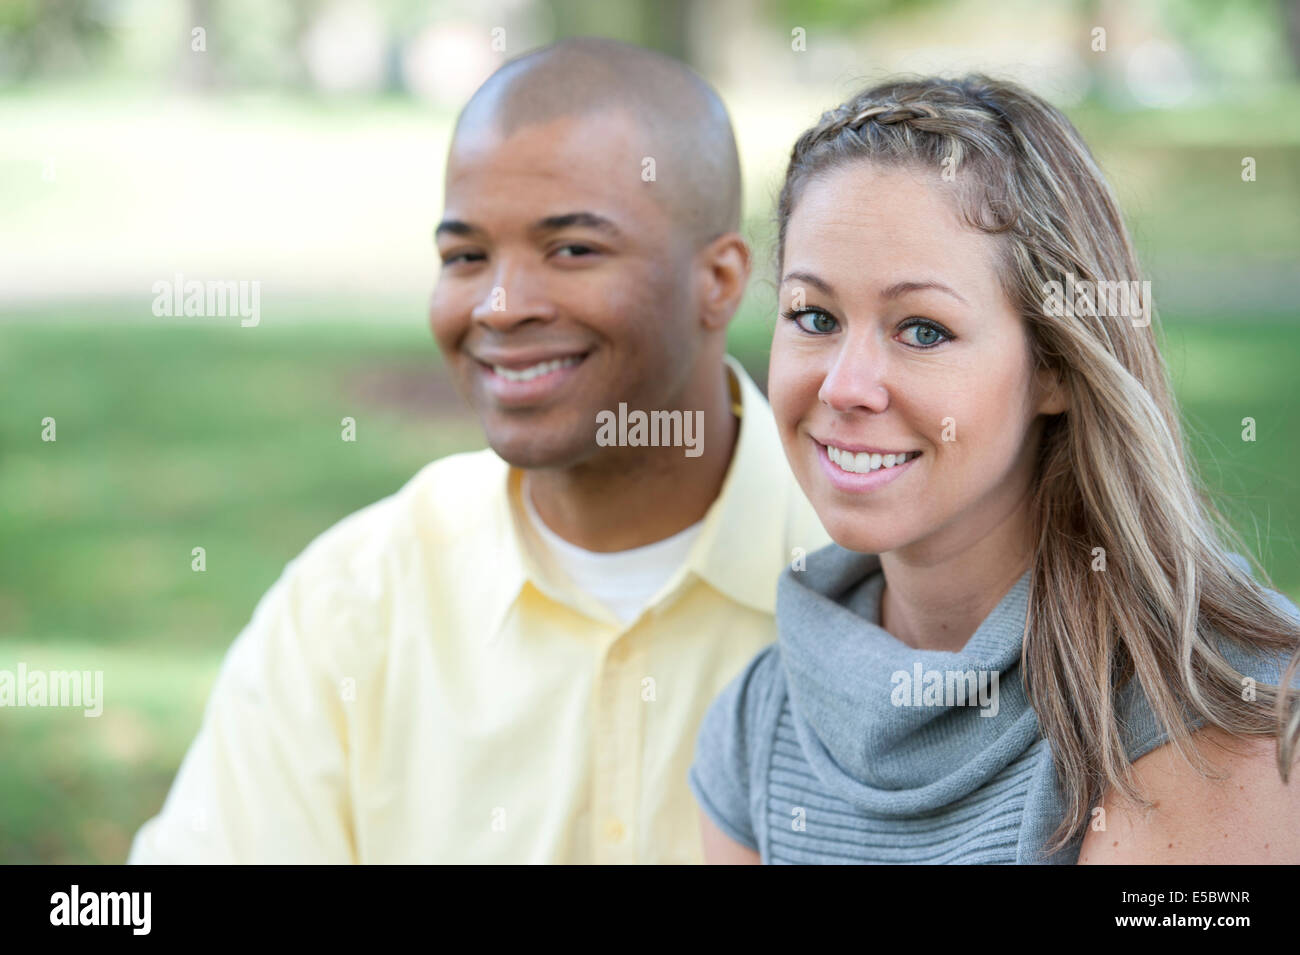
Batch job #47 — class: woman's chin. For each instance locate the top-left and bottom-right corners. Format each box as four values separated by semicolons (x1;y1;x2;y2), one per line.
819;517;903;556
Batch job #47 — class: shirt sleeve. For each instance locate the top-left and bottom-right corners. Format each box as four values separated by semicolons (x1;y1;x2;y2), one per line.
126;557;357;863
687;645;779;854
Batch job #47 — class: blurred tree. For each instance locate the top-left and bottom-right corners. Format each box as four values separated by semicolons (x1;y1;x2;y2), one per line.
1281;0;1300;73
762;0;940;27
1079;0;1124;106
1155;0;1299;83
179;0;215;88
546;0;693;63
0;0;113;81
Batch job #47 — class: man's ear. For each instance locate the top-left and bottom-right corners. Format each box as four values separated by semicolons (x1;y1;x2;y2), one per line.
1034;360;1069;416
697;231;751;332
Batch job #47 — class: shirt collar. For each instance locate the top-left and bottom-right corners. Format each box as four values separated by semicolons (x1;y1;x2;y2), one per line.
478;468;531;643
485;354;801;637
676;353;796;616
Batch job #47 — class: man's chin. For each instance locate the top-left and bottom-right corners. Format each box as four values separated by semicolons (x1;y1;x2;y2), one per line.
485;430;594;471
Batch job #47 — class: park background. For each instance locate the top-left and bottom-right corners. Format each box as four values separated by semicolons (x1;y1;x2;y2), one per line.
2;0;1298;862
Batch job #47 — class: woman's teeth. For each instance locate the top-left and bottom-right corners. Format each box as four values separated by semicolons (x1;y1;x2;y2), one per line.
492;355;582;382
826;445;919;474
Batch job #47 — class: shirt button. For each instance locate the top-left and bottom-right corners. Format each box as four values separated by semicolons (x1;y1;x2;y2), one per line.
603;818;627;843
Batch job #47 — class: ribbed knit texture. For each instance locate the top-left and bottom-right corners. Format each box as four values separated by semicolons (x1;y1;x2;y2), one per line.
688;543;1299;865
765;697;1049;863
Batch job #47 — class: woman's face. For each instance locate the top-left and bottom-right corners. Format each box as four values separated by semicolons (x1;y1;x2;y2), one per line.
769;161;1066;559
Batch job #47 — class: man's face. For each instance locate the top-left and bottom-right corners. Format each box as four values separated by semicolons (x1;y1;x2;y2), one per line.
431;109;701;469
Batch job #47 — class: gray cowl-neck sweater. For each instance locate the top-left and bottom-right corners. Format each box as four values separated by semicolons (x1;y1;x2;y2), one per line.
688;543;1298;864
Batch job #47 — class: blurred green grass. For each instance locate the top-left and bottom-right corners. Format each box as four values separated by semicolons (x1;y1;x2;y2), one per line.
0;312;487;862
1;305;1297;863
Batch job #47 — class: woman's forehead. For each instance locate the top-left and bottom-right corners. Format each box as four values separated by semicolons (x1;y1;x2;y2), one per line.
784;165;1003;296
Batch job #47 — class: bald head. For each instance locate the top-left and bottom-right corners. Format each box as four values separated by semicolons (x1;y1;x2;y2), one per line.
452;37;742;245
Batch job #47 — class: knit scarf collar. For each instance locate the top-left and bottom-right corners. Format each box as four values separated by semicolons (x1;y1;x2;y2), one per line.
776;543;1040;816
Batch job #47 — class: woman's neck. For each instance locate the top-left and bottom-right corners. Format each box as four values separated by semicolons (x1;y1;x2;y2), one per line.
878;493;1034;653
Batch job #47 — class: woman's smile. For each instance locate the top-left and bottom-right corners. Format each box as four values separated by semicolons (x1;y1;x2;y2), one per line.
813;435;922;493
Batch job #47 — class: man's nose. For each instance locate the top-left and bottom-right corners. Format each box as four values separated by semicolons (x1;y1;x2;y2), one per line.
470;259;557;329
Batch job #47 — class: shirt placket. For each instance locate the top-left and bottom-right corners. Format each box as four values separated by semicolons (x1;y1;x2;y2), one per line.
592;628;645;863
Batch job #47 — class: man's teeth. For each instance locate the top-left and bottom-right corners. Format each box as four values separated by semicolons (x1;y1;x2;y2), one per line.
492;355;582;383
826;445;918;474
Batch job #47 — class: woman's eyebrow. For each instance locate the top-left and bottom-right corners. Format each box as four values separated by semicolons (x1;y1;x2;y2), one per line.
780;271;968;307
880;280;969;306
781;270;834;294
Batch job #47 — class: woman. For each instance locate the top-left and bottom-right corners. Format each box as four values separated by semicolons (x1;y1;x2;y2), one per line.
688;75;1300;864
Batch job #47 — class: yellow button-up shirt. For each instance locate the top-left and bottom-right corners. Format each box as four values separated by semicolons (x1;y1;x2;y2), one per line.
127;354;830;863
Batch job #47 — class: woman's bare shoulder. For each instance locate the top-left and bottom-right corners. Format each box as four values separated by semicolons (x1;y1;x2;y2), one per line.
1078;723;1300;864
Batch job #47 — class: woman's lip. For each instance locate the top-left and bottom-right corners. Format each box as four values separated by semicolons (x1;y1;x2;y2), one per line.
813;437;921;455
813;437;921;493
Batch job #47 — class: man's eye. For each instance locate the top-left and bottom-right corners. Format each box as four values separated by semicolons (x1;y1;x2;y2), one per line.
782;308;838;334
441;251;485;266
553;244;595;258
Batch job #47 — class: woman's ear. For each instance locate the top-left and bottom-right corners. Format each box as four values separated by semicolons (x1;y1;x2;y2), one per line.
1034;362;1069;416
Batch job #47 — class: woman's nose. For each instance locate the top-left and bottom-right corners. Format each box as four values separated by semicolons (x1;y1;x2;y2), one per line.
818;335;890;413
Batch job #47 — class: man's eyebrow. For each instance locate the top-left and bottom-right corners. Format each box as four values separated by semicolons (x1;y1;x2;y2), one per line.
532;212;622;237
434;219;480;239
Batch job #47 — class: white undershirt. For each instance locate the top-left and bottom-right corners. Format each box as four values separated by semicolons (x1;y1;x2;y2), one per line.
521;475;705;626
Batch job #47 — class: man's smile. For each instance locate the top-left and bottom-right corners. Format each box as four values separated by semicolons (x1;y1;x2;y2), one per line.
471;348;593;407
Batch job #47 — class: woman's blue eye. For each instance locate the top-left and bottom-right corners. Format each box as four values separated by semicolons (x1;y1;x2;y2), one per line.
784;308;838;334
900;319;950;348
782;310;952;346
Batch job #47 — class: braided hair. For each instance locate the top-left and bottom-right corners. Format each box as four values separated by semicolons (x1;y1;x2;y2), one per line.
776;76;1060;264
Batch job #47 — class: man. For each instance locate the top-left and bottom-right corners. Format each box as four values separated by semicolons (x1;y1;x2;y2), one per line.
127;36;829;864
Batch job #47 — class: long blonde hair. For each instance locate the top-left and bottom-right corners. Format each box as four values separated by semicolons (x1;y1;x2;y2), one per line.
775;74;1300;853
